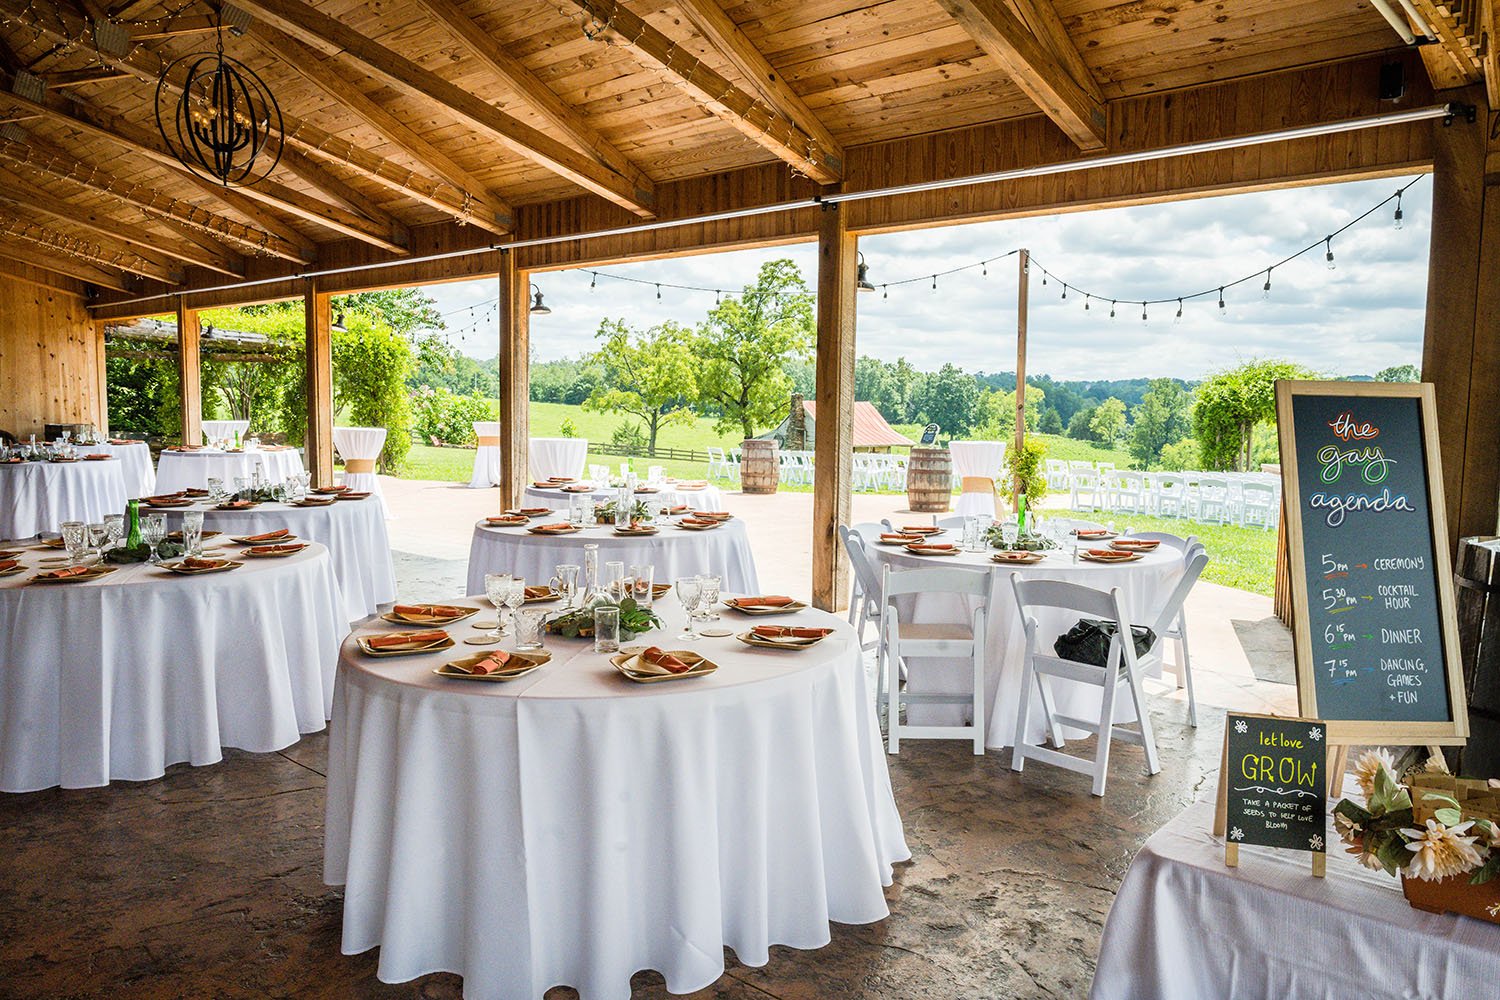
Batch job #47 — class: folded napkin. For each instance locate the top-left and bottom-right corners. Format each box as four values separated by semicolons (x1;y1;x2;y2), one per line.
634;487;659;493
1087;548;1131;558
0;559;19;572
1114;538;1159;549
733;595;794;608
85;454;112;461
680;517;719;527
902;525;940;534
666;505;690;514
693;511;731;520
184;488;209;497
533;522;574;532
455;651;513;675
509;507;551;516
532;481;557;488
523;586;552;599
638;647;692;674
562;485;593;492
751;625;833;640
547;476;574;483
38;565;91;579
108;439;133;445
367;629;448;650
247;543;304;555
909;542;956;552
180;557;225;571
218;500;257;509
619;521;654;531
486;515;527;525
881;532;918;541
1076;529;1110;538
392;603;467;620
240;529;290;542
677;481;707;489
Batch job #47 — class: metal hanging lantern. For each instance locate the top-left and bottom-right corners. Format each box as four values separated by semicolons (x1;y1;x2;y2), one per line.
156;21;283;187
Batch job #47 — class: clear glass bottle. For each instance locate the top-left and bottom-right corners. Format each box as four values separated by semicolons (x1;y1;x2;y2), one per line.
581;543;601;604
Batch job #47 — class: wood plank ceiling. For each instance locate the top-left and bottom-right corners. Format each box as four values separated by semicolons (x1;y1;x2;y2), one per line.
0;0;1466;295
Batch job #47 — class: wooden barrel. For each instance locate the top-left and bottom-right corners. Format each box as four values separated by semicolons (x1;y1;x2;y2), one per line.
740;438;779;494
906;446;952;512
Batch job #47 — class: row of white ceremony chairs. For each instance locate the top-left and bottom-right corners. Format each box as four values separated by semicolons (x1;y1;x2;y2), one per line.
705;447;906;492
1048;459;1281;531
838;522;1208;797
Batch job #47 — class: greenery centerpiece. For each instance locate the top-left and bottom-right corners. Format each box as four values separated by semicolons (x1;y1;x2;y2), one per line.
593;498;651;524
545;595;662;640
984;523;1059;552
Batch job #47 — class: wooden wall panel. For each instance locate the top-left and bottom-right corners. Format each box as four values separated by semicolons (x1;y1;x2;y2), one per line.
0;276;102;440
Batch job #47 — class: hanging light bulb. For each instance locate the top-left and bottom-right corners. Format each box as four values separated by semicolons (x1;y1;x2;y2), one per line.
1393;194;1404;230
982;260;988;277
1174;299;1183;324
1325;237;1336;270
1084;295;1090;312
1109;300;1116;319
1141;302;1148;322
931;275;937;291
1263;268;1273;299
1061;284;1067;300
1218;287;1226;312
655;283;661;300
590;272;597;290
882;285;888;299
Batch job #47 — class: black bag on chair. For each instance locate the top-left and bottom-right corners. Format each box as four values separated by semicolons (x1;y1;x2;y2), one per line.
1053;619;1157;667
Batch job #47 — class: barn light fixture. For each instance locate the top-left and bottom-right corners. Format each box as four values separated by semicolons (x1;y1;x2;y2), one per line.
529;284;552;315
856;252;875;292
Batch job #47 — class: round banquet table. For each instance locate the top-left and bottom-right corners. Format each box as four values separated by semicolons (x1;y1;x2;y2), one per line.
201;419;250;444
155;496;396;622
89;440;156;497
867;540;1183;748
467;421;500;489
155;447;303;493
949;440;1006;517
333;427;387;497
325;595;909;1000
528;436;588;482
0;458;128;539
466;517;760;596
0;541;347;792
523;481;725;512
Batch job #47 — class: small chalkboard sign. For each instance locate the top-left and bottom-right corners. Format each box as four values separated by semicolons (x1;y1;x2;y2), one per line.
1275;381;1467;747
1213;713;1328;876
920;423;940;445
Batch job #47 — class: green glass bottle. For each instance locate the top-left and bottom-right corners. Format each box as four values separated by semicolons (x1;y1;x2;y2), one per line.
125;498;143;549
1017;492;1027;535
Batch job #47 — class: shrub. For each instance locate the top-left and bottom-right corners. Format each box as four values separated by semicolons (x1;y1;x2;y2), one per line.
559;417;578;438
1157;438;1199;471
610;420;647;453
1001;437;1049;513
412;385;491;446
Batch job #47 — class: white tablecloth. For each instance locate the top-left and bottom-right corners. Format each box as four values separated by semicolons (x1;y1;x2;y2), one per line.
90;441;155;497
334;427;387;497
201;419;250;444
466;519;760;596
155;448;303;493
0;542;346;791
157;498;395;622
0;459;128;539
867;543;1182;747
529;437;588;481
468;421;500;489
1092;783;1500;1000
950;441;1006;517
325;596;908;999
523;483;726;512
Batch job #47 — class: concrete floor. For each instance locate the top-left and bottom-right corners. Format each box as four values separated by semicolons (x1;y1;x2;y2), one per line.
0;477;1298;999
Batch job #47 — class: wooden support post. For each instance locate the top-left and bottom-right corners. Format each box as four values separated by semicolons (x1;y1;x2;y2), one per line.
175;299;201;446
498;250;530;511
303;279;334;488
92;318;108;436
812;202;857;612
1013;249;1030;507
1423;89;1500;547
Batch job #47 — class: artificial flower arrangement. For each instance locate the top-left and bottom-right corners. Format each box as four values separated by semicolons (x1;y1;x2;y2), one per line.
1334;750;1500;922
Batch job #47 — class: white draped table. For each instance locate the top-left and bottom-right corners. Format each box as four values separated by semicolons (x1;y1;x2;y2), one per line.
949;440;1006;517
1091;786;1500;1000
325;596;908;999
333;427;387;497
528;436;588;481
157;497;396;622
90;441;156;497
201;419;250;444
0;458;128;539
468;421;500;488
0;542;346;792
466;518;760;595
155;448;303;493
867;541;1182;748
523;482;725;512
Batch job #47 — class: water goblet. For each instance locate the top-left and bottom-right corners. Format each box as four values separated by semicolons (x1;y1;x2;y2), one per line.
104;514;124;551
674;577;702;640
483;573;513;640
207;477;224;502
60;520;86;564
86;523;110;563
1000;520;1018;549
503;580;526;636
233;476;250;499
698;574;721;621
515;608;546;651
182;510;205;557
141;514;167;564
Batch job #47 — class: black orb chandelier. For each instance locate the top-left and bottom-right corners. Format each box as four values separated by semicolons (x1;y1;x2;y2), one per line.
155;13;283;187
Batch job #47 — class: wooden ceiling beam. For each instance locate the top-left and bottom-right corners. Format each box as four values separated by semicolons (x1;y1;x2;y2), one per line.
0;212;181;282
934;0;1107;150
672;0;844;177
1407;0;1482;89
563;0;839;183
405;0;656;197
0;240;136;292
127;14;220;40
241;22;517;237
232;0;657;217
0;164;244;275
0;132;314;262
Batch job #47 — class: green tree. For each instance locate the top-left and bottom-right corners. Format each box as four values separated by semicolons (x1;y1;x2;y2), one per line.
1376;363;1420;382
918;363;981;437
1193;358;1315;471
695;259;814;439
1067;404;1098;441
1128;378;1193;467
1089;397;1128;444
1038;407;1064;435
974;384;1046;439
331;313;413;473
583;319;698;453
334;289;443;337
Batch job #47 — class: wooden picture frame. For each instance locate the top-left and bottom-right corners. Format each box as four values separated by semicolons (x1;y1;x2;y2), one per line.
1275;380;1468;746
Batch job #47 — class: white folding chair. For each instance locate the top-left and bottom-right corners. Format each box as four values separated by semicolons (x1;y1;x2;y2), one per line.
1069;469;1103;511
1239;482;1277;530
838;524;885;652
1009;575;1160;796
878;564;990;755
1136;549;1210;727
1155;473;1186;517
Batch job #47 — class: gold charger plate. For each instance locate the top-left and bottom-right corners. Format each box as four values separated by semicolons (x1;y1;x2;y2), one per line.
903;544;961;556
215;501;260;511
167;530;222;543
736;631;827;650
676;521;721;531
1110;539;1160;552
31;565;116;584
356;633;455;657
38;537;67;548
230;533;297;545
898;526;945;536
380;604;481;626
523;587;561;604
0;549;22;559
722;599;809;615
1080;551;1142;564
1074;531;1119;542
527;525;580;535
992;551;1045;565
610;649;717;683
0;564;25;577
242;544;308;558
160;559;243;575
433;649;551;681
292;498;335;507
613;526;658;536
485;517;530;527
875;536;922;545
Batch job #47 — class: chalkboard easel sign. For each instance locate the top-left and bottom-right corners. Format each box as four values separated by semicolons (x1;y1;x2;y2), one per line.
1213;712;1329;876
1275;380;1468;747
920;423;940;446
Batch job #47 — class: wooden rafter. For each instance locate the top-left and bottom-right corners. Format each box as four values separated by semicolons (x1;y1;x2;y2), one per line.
240;22;517;237
0;239;135;291
1484;0;1500;109
563;0;840;183
0;212;180;282
672;0;843;176
233;0;657;217
0;163;244;275
1408;0;1483;88
0;133;315;262
405;0;656;197
935;0;1107;150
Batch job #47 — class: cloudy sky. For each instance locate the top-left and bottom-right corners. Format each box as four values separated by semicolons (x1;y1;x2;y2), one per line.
421;175;1430;381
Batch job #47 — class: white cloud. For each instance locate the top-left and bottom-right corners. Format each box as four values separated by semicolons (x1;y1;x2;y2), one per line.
424;176;1429;381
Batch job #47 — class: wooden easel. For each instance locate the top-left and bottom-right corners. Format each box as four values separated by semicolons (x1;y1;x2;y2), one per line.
1212;713;1328;877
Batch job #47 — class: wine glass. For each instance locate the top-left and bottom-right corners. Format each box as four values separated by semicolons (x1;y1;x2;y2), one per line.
503;580;527;636
60;520;86;564
675;577;702;641
104;514;124;551
483;573;513;640
698;574;721;621
141;514;167;564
